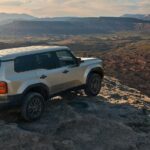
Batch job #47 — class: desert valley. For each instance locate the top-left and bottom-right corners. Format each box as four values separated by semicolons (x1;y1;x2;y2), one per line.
0;13;150;150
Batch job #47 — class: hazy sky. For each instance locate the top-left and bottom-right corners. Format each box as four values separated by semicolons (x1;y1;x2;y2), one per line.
0;0;149;17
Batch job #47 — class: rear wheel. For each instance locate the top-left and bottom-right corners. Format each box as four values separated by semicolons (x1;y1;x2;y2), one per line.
21;92;45;121
84;73;102;96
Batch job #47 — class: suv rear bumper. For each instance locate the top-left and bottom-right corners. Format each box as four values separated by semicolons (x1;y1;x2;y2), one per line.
0;95;23;109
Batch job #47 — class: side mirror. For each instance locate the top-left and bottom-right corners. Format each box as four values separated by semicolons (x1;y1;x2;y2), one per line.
76;58;83;66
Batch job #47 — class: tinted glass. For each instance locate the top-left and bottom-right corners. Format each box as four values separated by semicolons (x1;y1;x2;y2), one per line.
15;54;37;72
37;52;59;69
56;50;76;67
15;52;59;72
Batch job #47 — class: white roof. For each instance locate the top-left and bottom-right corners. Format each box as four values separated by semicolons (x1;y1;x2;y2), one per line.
0;46;68;61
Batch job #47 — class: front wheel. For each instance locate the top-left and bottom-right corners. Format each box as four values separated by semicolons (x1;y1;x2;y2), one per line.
21;92;45;121
84;73;102;96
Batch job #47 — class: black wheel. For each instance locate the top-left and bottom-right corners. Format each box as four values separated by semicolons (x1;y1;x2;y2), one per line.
21;92;45;121
84;73;102;96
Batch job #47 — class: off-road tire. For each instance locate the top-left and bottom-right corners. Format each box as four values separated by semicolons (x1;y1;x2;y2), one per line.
84;73;102;96
21;92;45;121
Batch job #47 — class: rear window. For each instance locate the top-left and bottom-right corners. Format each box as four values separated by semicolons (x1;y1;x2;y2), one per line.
15;55;37;72
14;52;59;72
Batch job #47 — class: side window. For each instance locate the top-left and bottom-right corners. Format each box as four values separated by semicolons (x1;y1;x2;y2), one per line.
37;52;59;69
15;52;59;72
56;50;77;67
15;55;37;72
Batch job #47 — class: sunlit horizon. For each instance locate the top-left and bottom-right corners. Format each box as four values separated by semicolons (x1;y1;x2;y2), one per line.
0;0;149;18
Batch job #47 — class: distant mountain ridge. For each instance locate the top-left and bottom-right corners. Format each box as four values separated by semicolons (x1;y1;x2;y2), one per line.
0;17;149;36
122;14;150;21
0;12;149;25
0;13;37;25
0;13;82;25
0;13;150;36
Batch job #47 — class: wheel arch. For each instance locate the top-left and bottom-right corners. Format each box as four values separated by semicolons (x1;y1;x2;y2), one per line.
84;66;103;81
89;67;104;79
23;83;50;101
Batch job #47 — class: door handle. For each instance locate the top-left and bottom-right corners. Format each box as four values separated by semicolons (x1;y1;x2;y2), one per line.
40;75;47;79
62;70;69;74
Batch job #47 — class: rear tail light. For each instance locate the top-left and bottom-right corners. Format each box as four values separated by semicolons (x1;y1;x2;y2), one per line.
0;82;8;94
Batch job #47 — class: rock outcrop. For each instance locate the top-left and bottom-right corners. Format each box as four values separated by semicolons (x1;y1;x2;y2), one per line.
0;76;149;150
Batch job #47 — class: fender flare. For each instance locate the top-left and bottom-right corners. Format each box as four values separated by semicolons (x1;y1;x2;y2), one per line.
23;83;50;99
84;66;104;84
90;67;104;78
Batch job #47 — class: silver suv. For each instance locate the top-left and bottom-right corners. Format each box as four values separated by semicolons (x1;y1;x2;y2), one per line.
0;46;103;121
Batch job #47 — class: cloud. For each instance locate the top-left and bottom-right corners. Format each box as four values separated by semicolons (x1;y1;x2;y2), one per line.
0;0;149;17
0;0;33;6
0;0;22;6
